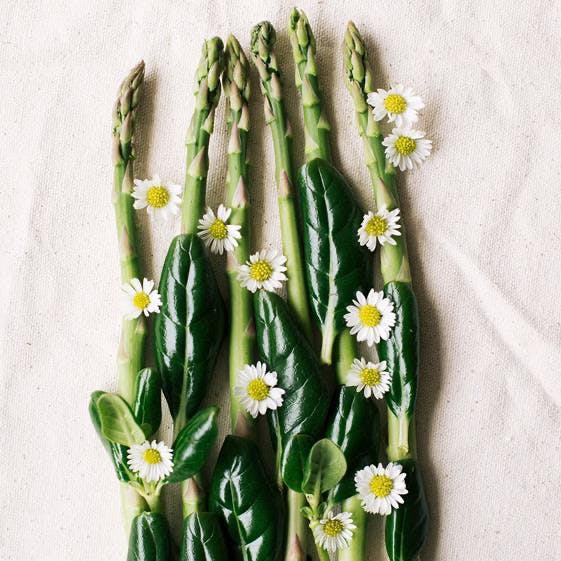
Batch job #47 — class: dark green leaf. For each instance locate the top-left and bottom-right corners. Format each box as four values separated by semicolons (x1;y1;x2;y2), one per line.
133;368;162;439
155;234;226;424
209;435;284;561
180;512;230;561
97;393;145;447
166;407;219;484
297;159;370;364
377;282;419;418
302;439;346;495
385;460;429;561
281;434;314;492
127;512;171;561
254;291;330;473
324;386;380;502
88;391;131;482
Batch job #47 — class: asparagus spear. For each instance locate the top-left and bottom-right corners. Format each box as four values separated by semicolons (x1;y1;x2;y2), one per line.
223;35;255;437
182;37;224;234
250;21;312;339
111;61;149;531
288;11;371;561
250;21;313;561
343;22;429;561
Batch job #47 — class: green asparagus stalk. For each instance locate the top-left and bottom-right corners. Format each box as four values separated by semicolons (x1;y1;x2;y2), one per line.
250;21;312;561
343;22;429;561
223;34;255;437
111;61;149;530
343;23;411;284
250;21;312;339
288;8;331;162
182;37;224;234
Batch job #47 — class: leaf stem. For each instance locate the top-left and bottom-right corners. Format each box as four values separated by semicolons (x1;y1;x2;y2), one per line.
285;490;308;561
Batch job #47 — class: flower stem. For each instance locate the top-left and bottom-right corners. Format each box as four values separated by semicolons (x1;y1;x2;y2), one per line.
224;35;256;437
182;38;224;234
250;21;313;339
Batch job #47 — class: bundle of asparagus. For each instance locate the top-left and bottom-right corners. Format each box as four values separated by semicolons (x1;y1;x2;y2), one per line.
91;9;432;561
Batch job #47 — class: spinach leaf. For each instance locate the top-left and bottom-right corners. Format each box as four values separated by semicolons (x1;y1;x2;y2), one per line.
133;368;162;439
127;512;171;561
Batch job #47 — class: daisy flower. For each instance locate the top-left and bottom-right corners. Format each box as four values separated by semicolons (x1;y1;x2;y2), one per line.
235;362;285;418
121;278;162;320
313;511;356;552
344;289;396;346
367;84;424;127
237;249;287;293
346;357;391;399
127;440;174;482
132;175;182;221
383;127;432;172
358;206;401;251
197;204;242;255
355;462;408;515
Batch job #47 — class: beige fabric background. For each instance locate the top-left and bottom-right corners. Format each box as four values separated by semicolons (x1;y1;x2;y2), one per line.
2;0;561;559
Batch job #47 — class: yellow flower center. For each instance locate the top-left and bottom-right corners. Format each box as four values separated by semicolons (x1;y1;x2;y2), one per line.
369;475;394;498
365;215;388;237
146;186;170;208
384;94;407;114
249;260;273;282
322;519;344;537
394;136;417;156
247;378;269;401
209;219;228;240
133;291;150;310
358;305;381;327
143;448;162;465
360;367;381;386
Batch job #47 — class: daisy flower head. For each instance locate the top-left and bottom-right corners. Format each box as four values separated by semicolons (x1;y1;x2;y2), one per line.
132;175;182;221
121;278;162;320
367;84;424;127
235;362;285;418
344;289;396;346
237;249;287;293
127;440;174;482
313;511;356;552
358;206;401;252
383;127;432;172
197;204;242;255
346;357;391;399
355;462;408;515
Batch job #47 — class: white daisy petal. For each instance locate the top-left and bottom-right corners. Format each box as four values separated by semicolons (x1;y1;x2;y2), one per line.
234;362;284;418
127;440;174;482
131;177;182;221
383;127;432;171
355;462;408;515
121;277;162;320
237;249;287;293
367;84;424;128
197;205;240;255
357;206;402;253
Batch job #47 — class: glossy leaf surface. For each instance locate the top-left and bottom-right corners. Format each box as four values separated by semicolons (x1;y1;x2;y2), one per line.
97;392;145;447
385;460;429;561
180;512;230;561
89;391;131;482
377;282;419;418
133;368;162;439
302;438;346;495
297;159;369;361
281;434;314;492
254;291;330;470
166;407;219;484
127;512;171;561
209;435;283;561
324;386;380;502
155;234;226;423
